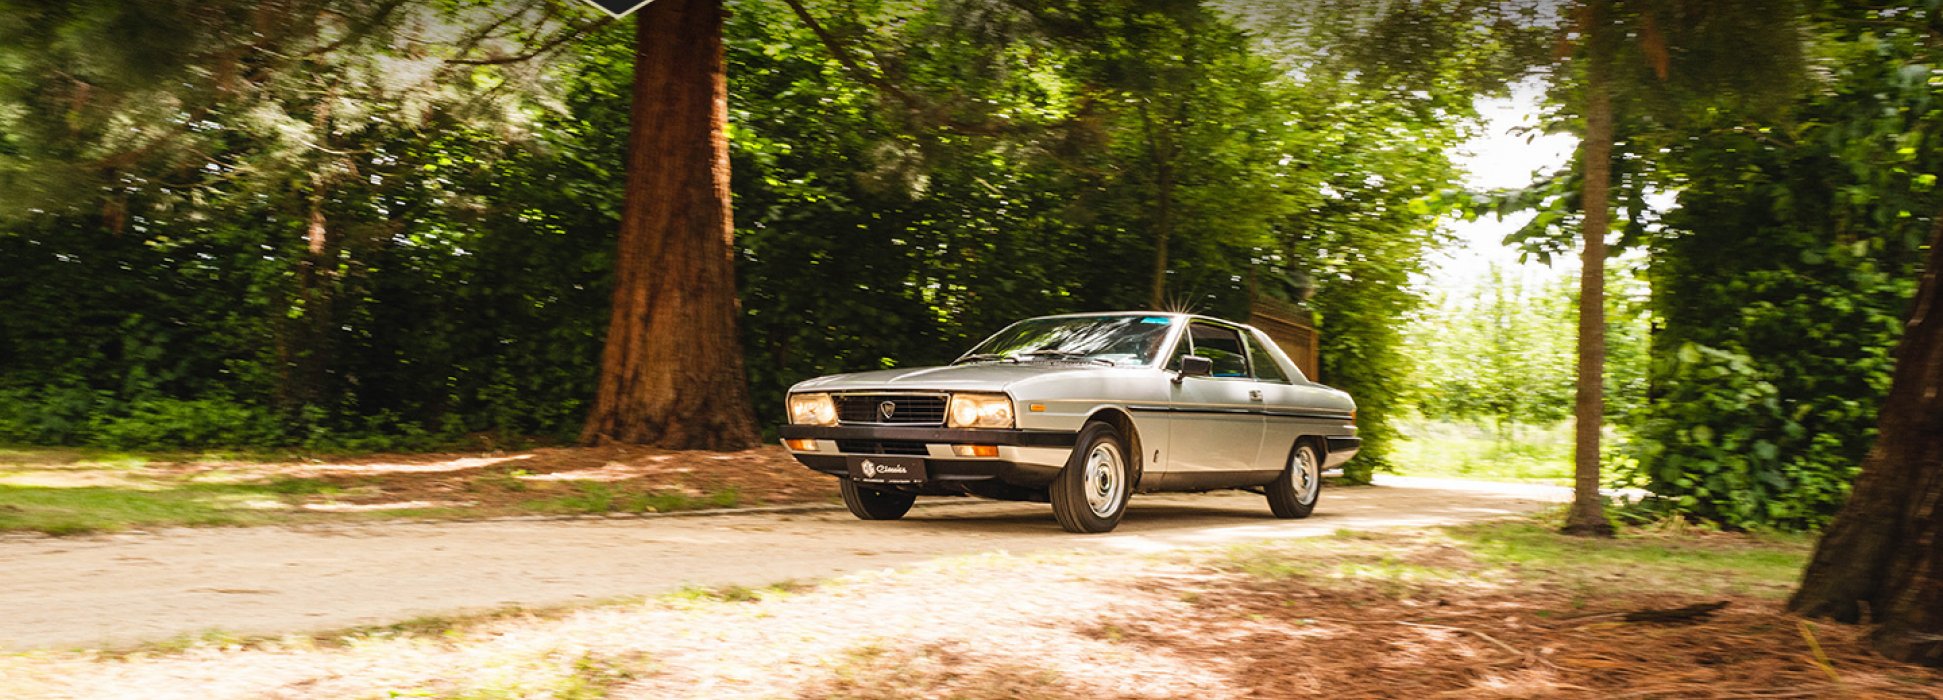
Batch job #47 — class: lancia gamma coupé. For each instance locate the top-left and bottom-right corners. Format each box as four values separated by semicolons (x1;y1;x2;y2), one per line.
779;312;1359;533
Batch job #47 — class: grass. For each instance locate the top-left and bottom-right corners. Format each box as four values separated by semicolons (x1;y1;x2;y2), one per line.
1447;519;1813;599
1208;517;1813;603
0;444;804;535
1392;419;1574;483
0;478;338;536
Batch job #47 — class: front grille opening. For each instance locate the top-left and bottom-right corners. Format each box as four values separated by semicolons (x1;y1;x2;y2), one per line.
835;394;947;425
836;440;930;456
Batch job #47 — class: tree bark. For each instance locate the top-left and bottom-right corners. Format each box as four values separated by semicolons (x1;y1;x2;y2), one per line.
1140;102;1175;311
580;0;761;450
1564;8;1616;537
1788;214;1943;667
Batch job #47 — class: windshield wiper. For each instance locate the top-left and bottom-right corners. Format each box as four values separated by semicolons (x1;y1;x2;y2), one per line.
1016;350;1114;366
953;353;1020;365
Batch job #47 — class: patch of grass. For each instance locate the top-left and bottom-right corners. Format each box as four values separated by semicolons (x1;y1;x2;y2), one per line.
1446;520;1812;599
1392;419;1573;483
0;483;291;535
1209;519;1812;604
664;580;811;606
260;477;339;495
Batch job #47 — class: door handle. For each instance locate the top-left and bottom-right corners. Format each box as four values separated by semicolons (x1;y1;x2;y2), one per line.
1248;390;1263;401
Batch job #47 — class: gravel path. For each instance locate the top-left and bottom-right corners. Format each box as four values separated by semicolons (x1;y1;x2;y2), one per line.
0;478;1562;651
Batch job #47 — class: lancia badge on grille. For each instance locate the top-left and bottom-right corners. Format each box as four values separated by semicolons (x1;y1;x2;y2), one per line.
878;401;897;420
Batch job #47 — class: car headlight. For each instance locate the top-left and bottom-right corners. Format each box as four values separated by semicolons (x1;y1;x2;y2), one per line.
788;393;837;426
948;392;1015;429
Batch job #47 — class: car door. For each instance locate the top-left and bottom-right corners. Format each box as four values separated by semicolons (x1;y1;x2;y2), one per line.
1163;321;1267;480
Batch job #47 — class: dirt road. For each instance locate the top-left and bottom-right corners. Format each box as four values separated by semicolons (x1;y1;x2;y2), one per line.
0;477;1562;650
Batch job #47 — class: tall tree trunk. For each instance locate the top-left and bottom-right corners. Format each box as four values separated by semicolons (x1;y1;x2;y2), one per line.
1140;103;1174;310
278;92;339;412
580;0;760;450
1564;13;1616;537
1788;215;1943;667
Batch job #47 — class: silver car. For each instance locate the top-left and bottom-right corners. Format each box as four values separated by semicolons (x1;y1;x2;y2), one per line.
779;312;1359;533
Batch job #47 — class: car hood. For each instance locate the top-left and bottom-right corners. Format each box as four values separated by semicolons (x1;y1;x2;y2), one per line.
790;363;1111;393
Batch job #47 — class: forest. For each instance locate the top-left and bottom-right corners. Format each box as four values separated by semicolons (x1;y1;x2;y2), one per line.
1;0;1940;674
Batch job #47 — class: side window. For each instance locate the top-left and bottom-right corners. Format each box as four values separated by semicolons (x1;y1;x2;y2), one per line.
1165;327;1193;370
1189;323;1249;378
1245;331;1291;383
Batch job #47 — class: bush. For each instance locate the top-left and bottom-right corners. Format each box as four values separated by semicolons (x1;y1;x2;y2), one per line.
87;398;286;450
1629;343;1864;531
0;386;106;445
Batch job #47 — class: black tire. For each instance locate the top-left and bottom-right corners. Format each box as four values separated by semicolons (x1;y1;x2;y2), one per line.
1267;441;1322;519
1050;422;1134;533
840;478;917;520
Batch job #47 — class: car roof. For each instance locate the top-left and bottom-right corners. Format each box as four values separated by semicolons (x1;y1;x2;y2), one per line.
1025;311;1256;329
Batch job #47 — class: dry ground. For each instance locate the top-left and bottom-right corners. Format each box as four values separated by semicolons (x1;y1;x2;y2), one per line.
0;445;836;534
0;481;1545;650
4;521;1935;700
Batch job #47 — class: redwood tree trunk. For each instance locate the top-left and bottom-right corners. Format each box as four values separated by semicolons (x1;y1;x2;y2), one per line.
1564;15;1615;537
581;0;760;450
1788;215;1943;667
1140;103;1175;310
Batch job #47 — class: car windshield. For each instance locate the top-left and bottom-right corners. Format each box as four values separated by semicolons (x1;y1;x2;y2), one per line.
957;315;1176;366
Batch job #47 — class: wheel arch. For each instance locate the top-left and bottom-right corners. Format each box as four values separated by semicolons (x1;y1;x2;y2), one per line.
1083;406;1145;488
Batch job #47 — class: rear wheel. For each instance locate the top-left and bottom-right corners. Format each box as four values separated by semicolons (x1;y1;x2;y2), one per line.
1050;422;1133;533
840;478;916;520
1266;442;1322;518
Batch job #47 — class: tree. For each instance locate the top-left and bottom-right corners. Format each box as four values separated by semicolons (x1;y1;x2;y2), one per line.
1511;0;1805;536
1784;2;1943;667
580;0;760;449
1563;0;1619;536
1788;216;1943;666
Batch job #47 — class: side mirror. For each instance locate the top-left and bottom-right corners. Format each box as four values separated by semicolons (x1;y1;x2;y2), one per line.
1174;355;1214;383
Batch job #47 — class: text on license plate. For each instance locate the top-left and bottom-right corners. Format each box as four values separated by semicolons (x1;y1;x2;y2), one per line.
847;455;926;483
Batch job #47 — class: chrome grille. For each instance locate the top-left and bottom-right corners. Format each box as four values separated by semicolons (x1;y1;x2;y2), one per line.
835;394;947;425
836;440;931;456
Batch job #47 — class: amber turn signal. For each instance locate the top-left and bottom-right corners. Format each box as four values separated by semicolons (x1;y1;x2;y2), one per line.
784;438;817;451
951;444;1000;458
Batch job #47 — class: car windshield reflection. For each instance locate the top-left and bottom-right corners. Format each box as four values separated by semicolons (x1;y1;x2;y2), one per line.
956;315;1174;367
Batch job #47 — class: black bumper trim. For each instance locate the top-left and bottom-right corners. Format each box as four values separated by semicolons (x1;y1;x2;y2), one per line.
778;425;1078;447
1127;405;1353;421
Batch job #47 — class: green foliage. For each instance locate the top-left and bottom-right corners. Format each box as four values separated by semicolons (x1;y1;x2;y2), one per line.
1628;5;1940;530
0;0;1514;458
1409;265;1576;429
1393;419;1573;483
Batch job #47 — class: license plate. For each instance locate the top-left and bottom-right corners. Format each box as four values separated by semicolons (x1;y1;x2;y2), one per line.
847;455;927;484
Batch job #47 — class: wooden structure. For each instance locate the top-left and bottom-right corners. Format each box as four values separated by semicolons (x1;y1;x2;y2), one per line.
1249;296;1321;381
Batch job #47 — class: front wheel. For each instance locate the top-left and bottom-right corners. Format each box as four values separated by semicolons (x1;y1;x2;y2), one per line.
1050;422;1133;533
1266;442;1321;519
840;478;917;520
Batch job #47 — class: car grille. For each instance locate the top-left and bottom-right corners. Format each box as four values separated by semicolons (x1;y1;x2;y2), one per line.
835;394;947;425
836;440;931;456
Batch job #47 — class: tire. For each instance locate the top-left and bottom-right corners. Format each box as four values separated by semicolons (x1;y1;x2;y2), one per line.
840;478;917;520
1050;422;1134;533
1267;441;1322;519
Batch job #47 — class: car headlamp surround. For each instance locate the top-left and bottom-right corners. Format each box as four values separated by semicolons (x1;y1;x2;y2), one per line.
788;393;838;426
948;392;1016;429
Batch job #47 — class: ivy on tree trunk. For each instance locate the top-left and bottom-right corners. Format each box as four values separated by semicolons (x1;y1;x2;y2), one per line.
581;0;761;450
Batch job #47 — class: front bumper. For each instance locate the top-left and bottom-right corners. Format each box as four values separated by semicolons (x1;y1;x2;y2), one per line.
778;424;1078;492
